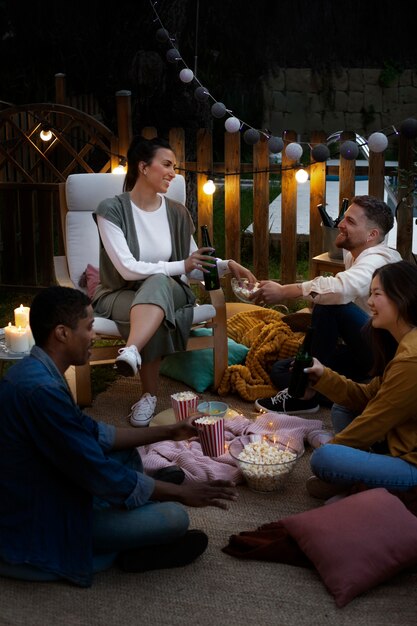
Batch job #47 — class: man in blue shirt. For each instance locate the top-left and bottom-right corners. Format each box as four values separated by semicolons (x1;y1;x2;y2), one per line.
0;286;237;587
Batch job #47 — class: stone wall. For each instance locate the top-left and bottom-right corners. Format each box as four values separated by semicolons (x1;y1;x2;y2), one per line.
263;67;417;141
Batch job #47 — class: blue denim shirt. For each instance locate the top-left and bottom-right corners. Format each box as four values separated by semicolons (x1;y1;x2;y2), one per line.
0;346;155;587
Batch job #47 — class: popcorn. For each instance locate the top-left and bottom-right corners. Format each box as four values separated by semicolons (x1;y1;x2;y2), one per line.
171;391;199;421
232;280;260;301
237;441;297;492
171;391;198;401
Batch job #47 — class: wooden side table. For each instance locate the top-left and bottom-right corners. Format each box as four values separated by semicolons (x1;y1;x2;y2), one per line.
311;252;344;277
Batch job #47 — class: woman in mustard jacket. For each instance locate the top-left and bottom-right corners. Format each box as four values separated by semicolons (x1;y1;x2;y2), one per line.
307;260;417;496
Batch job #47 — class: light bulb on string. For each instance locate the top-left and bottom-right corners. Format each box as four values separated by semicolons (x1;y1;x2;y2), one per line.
203;178;216;195
112;158;127;175
243;128;260;145
194;86;210;102
311;143;330;162
179;68;194;83
268;136;284;153
285;142;303;161
225;116;241;133
340;140;359;160
166;48;181;63
367;132;388;153
295;168;309;183
211;102;227;118
40;127;52;142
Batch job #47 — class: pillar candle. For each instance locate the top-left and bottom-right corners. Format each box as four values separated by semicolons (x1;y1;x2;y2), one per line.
4;322;14;349
14;304;30;328
27;326;35;349
9;326;30;353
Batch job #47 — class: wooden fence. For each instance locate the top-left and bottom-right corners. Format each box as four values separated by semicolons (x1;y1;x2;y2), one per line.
0;74;415;288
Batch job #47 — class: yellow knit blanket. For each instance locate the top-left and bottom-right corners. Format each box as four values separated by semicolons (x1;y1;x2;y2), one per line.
218;308;304;401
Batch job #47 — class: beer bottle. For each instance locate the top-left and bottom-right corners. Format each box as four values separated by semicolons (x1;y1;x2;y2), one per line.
200;225;220;291
317;204;335;228
334;197;349;226
288;326;314;398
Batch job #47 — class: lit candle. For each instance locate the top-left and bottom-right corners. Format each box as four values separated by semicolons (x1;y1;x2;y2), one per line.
27;326;35;349
9;326;30;353
14;304;30;328
4;322;13;349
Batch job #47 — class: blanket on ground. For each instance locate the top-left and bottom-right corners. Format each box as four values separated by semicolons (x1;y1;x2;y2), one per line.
218;309;304;401
141;413;325;483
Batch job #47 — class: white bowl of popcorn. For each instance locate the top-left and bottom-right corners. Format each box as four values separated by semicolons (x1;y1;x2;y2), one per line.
228;435;304;492
231;277;260;304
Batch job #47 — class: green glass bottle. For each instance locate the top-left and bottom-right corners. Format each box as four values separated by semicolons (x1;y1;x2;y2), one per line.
200;225;220;291
288;326;314;398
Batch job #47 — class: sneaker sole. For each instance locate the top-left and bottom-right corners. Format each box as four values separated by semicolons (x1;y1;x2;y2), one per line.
254;401;320;414
115;360;137;377
129;416;153;427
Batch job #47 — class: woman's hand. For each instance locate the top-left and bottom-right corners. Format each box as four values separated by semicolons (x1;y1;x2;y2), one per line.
304;357;325;385
184;247;217;274
227;260;257;283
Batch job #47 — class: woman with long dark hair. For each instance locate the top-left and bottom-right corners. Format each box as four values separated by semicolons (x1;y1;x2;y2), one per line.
93;135;254;427
306;260;417;498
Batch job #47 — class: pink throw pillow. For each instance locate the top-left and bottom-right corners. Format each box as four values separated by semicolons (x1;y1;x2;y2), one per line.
84;264;99;299
280;488;417;607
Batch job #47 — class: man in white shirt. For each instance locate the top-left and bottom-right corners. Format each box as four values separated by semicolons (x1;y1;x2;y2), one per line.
252;195;401;414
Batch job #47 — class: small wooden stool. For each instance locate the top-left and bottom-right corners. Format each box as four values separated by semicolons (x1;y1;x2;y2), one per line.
311;252;344;277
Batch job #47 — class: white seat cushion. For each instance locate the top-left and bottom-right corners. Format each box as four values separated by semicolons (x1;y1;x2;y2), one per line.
93;303;216;338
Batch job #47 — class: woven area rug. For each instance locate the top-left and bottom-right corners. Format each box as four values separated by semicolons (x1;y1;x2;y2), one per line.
1;373;416;626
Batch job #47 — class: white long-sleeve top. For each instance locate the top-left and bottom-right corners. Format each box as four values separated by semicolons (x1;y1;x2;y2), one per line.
96;196;230;282
300;244;402;312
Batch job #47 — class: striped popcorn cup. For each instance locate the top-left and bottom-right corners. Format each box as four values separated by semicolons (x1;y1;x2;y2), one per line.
171;392;199;422
195;416;225;457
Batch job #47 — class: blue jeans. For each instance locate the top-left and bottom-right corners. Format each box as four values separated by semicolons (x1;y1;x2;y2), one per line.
311;403;417;491
270;302;371;392
0;449;189;583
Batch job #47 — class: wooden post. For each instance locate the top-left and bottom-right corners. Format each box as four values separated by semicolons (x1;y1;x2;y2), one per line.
339;131;356;207
115;90;132;160
224;132;241;263
142;126;157;139
169;127;186;175
196;129;213;243
396;133;414;260
54;73;66;105
253;135;269;279
281;130;297;284
368;150;385;199
309;130;327;272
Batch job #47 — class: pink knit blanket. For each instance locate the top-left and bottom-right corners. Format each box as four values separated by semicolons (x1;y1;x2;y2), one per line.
140;413;329;484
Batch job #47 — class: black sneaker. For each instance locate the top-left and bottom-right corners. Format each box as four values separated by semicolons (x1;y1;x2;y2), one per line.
254;388;319;414
153;465;185;485
117;530;208;572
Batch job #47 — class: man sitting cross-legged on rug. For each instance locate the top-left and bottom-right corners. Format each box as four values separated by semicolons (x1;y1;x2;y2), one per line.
0;286;238;588
251;195;401;414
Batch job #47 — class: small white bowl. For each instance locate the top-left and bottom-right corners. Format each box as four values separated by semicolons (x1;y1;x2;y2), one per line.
231;277;260;304
197;401;228;419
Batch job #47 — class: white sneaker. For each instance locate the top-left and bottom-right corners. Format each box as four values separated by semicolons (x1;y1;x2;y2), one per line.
129;393;157;427
115;345;141;377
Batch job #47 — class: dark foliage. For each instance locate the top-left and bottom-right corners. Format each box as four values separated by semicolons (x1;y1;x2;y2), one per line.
1;0;417;135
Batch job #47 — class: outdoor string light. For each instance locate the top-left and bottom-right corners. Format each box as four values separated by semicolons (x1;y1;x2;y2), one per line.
40;126;53;142
203;178;216;195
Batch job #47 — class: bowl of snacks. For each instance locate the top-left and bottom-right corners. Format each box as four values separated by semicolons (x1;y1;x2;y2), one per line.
228;434;304;492
197;400;228;419
231;277;261;304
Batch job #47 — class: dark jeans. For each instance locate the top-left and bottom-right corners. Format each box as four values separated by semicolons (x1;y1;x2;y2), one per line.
270;303;372;395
